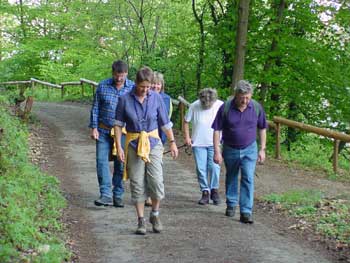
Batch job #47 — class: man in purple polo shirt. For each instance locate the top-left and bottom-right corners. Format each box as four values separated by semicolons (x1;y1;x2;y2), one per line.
212;80;267;224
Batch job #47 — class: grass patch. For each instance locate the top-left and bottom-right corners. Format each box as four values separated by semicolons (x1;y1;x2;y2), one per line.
0;95;70;262
263;190;350;246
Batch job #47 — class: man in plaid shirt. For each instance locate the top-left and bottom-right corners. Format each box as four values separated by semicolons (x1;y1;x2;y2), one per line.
89;60;134;207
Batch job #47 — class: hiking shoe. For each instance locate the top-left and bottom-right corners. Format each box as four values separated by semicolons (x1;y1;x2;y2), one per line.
113;197;125;208
240;213;254;224
198;190;209;205
94;196;113;206
135;218;146;235
210;189;221;205
149;214;163;233
225;206;235;217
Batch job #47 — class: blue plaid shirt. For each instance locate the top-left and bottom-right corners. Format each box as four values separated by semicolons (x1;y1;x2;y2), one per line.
89;77;134;134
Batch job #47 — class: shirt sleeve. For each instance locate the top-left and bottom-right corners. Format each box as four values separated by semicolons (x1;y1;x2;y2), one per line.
157;94;173;130
184;103;194;123
114;95;126;127
257;104;268;129
211;104;225;131
89;86;100;128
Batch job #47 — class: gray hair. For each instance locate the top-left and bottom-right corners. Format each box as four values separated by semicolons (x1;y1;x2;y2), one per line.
199;88;217;109
234;80;254;95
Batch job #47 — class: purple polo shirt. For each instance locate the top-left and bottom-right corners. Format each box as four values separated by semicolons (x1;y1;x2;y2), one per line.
211;99;267;149
115;89;173;150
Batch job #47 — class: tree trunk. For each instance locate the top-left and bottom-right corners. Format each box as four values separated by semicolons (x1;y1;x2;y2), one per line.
231;0;250;90
192;0;206;94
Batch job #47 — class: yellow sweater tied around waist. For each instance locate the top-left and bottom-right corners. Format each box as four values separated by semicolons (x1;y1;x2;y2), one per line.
111;128;159;181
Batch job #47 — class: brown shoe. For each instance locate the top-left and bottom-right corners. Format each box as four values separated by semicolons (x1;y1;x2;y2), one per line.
135;217;146;235
149;214;163;233
210;189;221;205
198;190;209;205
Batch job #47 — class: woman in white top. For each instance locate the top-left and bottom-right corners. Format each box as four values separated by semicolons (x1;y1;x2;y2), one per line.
183;88;223;205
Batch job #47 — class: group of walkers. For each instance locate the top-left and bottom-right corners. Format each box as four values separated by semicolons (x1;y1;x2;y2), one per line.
89;60;267;235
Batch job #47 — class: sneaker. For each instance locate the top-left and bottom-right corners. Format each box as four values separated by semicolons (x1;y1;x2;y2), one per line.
135;218;146;235
94;196;113;206
225;206;235;217
198;190;209;205
210;189;221;205
113;196;125;208
240;213;254;224
149;214;163;233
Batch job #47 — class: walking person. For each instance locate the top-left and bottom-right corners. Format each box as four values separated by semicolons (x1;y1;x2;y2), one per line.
212;80;267;223
144;71;173;207
89;60;134;207
114;66;178;235
183;88;223;205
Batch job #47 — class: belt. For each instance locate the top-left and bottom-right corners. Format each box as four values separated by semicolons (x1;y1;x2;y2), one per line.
98;123;111;130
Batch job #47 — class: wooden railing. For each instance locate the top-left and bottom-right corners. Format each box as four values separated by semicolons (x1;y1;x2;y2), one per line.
1;79;349;173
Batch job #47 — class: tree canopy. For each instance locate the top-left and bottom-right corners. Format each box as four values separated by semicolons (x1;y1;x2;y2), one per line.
0;0;349;129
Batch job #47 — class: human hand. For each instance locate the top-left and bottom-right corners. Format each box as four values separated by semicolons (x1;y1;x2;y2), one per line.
258;149;266;164
117;147;125;163
214;151;223;165
90;128;99;140
184;137;192;147
170;142;178;159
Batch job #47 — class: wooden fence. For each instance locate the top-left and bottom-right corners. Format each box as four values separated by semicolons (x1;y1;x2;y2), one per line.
1;79;349;173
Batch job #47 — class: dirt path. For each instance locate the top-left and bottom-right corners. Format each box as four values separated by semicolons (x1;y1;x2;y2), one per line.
32;101;350;263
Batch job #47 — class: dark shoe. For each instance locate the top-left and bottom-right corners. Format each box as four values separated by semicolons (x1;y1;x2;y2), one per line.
94;196;113;206
210;189;221;205
198;190;209;205
240;213;254;224
225;206;235;217
149;214;163;233
113;197;125;208
135;218;146;235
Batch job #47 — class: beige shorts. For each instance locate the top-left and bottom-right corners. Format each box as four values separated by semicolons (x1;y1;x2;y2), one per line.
127;141;164;204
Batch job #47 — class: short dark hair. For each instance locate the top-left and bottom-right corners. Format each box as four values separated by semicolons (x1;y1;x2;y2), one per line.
112;60;128;73
135;66;153;84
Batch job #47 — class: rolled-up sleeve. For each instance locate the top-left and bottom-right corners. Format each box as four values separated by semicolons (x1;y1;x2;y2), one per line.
211;104;224;131
89;88;100;128
157;95;173;131
114;95;126;127
257;105;268;130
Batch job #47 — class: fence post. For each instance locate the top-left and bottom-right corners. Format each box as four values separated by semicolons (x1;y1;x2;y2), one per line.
92;85;95;99
179;102;184;131
81;83;84;98
275;122;281;159
61;85;64;98
31;80;35;96
47;85;50;98
333;139;339;173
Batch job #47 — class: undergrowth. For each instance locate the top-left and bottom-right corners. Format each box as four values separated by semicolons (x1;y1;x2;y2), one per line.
0;95;70;262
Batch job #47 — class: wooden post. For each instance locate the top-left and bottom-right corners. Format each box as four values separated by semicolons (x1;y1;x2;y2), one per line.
179;102;184;131
92;85;95;99
333;139;339;174
31;81;35;96
61;85;64;98
275;122;281;159
47;85;50;98
81;83;84;98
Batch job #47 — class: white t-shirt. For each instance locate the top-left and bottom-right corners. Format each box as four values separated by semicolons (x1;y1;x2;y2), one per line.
184;99;223;147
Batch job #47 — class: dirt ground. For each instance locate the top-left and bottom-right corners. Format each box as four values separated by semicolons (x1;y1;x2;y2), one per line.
30;101;350;263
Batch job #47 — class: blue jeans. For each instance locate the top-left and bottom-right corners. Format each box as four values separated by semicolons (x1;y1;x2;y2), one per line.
192;146;221;192
223;142;257;214
96;132;125;199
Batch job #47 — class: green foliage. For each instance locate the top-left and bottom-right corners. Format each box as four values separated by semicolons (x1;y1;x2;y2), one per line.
0;97;70;262
264;190;350;244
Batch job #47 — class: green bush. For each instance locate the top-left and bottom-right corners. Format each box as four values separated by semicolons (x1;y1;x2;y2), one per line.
0;96;70;262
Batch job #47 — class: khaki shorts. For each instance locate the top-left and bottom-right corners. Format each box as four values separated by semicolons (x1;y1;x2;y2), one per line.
127;141;164;204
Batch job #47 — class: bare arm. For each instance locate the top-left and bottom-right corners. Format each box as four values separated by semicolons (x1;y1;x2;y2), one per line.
183;121;192;146
164;128;178;159
114;125;124;163
258;128;267;164
213;130;222;164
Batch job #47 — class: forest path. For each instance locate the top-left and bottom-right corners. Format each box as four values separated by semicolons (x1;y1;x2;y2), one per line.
32;101;349;263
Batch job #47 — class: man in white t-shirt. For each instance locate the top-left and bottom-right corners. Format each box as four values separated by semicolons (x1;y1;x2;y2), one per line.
184;88;223;205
